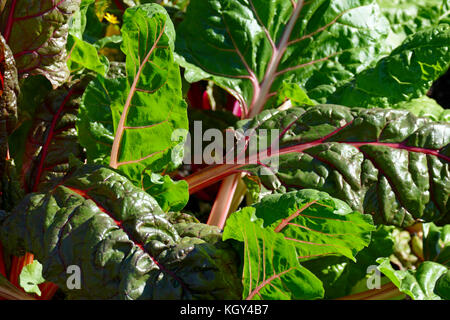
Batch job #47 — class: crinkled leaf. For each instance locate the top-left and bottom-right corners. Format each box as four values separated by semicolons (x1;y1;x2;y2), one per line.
249;189;374;261
77;4;188;184
19;260;45;296
328;26;450;108
19;78;90;193
0;165;241;300
191;105;450;227
223;207;324;300
377;257;448;300
0;0;81;87
377;0;450;45
423;223;450;266
175;0;390;116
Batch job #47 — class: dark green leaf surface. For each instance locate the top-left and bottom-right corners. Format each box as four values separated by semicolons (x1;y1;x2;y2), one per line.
328;25;450;108
176;0;390;115
0;165;242;300
249;190;375;261
223;206;324;300
0;0;81;87
378;257;448;300
193;105;450;227
77;4;188;184
19;79;90;193
434;269;450;299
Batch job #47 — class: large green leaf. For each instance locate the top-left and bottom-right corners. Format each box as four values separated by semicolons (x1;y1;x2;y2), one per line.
377;257;448;300
248;189;374;261
187;105;450;227
16;79;90;193
77;4;188;184
175;0;390;116
223;206;324;300
377;0;450;45
0;165;242;300
328;25;450;108
303;225;395;299
0;0;81;87
396;96;450;122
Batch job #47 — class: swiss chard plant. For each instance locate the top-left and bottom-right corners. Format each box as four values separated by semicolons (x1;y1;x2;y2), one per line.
0;0;449;301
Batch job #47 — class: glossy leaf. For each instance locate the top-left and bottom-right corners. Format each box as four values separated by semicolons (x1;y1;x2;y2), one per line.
249;189;375;261
187;105;450;227
328;25;450;108
303;225;395;299
0;165;242;300
377;0;450;45
0;0;81;87
20;79;90;193
223;206;324;300
77;4;188;184
176;0;390;116
423;223;450;266
377;257;448;300
396;96;450;122
434;269;450;299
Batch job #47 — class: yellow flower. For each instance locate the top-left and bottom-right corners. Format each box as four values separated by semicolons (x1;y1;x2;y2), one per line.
104;12;119;25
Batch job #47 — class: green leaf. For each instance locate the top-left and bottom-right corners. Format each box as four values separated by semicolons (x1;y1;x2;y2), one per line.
377;0;450;45
0;0;81;87
175;0;390;116
303;225;395;299
223;207;324;300
192;105;450;227
249;189;375;261
69;0;95;39
77;4;188;184
377;257;448;300
67;35;108;75
423;223;450;266
142;172;189;212
328;25;450;108
19;260;45;296
434;269;450;299
0;165;242;300
396;96;450;122
16;78;91;193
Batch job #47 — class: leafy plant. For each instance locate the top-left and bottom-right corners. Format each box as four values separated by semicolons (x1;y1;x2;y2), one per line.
0;0;449;301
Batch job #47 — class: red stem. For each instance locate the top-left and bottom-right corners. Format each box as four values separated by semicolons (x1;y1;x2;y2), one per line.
207;174;240;228
0;242;6;277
